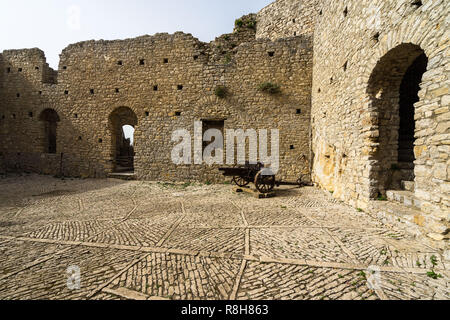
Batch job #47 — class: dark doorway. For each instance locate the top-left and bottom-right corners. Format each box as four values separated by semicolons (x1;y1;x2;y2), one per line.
398;53;428;164
202;120;225;156
39;109;60;154
367;44;428;196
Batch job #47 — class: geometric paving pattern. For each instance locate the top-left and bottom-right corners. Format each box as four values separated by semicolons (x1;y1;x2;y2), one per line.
0;174;448;300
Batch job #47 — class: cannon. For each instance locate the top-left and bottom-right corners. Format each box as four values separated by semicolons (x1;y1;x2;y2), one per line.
219;162;311;194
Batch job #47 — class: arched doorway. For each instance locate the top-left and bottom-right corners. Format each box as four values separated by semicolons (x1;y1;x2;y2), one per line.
367;44;428;197
109;107;138;173
39;109;60;154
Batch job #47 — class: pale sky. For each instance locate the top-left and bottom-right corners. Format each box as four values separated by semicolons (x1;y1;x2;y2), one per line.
0;0;273;69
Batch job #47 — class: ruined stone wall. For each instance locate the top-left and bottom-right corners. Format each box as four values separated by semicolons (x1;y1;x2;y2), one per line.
311;0;449;234
0;49;61;175
0;18;313;183
256;0;321;40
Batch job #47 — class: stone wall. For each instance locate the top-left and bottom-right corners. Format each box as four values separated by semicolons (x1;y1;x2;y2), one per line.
0;49;61;175
0;17;313;183
311;0;449;234
256;0;320;40
2;0;448;238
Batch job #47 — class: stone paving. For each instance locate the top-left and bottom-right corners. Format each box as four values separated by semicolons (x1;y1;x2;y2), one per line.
0;174;448;300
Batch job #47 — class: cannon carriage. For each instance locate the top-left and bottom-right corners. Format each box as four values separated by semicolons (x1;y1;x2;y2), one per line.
219;162;310;194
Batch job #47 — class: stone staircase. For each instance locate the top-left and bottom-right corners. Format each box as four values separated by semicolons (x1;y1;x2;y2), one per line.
116;156;134;169
370;180;449;244
110;156;135;180
386;181;420;209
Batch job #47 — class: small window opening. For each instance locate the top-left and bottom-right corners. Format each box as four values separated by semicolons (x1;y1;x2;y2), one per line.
16;93;20;98
64;90;69;95
74;114;78;118
290;145;295;150
412;1;422;8
29;112;33;118
90;89;95;94
35;66;39;70
153;85;158;91
6;67;10;73
145;111;150;117
296;109;302;114
62;66;67;70
373;32;380;43
175;112;181;116
177;85;183;90
193;55;199;60
139;59;145;65
115;88;120;93
118;61;123;66
268;51;275;57
163;58;169;64
18;68;22;72
98;138;103;143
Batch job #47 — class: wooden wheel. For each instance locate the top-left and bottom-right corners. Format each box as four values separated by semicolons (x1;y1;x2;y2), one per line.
254;170;275;194
232;176;250;187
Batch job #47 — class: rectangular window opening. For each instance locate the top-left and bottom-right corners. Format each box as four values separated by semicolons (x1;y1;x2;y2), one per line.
202;120;225;155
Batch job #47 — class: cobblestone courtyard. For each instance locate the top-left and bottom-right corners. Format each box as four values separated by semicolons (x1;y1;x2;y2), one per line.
0;174;448;300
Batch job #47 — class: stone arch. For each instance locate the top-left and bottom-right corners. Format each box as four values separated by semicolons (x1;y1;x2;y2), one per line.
39;108;60;154
366;43;428;197
108;107;138;172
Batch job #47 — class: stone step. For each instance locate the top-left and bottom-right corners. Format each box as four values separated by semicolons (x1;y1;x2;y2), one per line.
401;181;415;192
386;190;421;209
368;200;424;238
108;172;136;181
368;200;449;246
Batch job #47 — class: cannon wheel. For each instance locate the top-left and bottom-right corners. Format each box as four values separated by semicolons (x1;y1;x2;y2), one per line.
232;176;250;187
254;171;276;194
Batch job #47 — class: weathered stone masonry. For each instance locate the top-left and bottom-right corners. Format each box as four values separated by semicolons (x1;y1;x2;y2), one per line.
310;0;449;237
0;1;448;240
256;0;449;239
0;17;313;183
